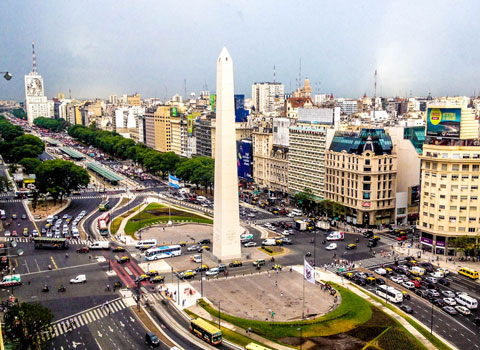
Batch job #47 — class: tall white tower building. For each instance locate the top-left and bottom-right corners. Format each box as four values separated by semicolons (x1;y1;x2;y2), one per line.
213;47;241;261
24;42;50;124
252;82;284;115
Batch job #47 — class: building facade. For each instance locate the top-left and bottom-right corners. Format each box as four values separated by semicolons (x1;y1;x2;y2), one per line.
325;129;397;226
24;43;50;124
251;82;285;115
144;106;171;152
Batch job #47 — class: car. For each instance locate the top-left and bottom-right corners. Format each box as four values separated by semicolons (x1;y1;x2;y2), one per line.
177;241;187;247
253;259;265;267
402;281;415;290
135;274;150;283
455;305;472;316
443;297;456;306
4;230;10;237
191;254;202;263
179;270;196;279
195;265;209;273
441;290;456;298
187;244;200;251
21;214;27;220
281;237;292;245
367;239;377;247
346;244;356;250
217;264;227;272
433;298;446;307
437;267;450;276
411;280;421;288
117;256;130;264
41;228;46;235
415;289;429;298
11;214;17;219
145;331;160;347
390;276;403;284
438;278;450;286
374;268;387;275
63;214;69;220
146;270;159;277
354;277;366;286
443;306;457;315
70;274;87;284
199;238;211;245
244;241;257;248
23;228;29;237
455;291;467;298
112;246;126;252
400;304;413;314
376;278;386;285
363;230;374;238
150;276;165;284
397;235;408;241
425;277;438;284
206;268;220;276
326;243;337;250
272;264;283;271
473;317;480;327
229;260;242;268
427;289;440;298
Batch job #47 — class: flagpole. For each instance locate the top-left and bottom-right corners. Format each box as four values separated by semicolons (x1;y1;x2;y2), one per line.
302;273;305;320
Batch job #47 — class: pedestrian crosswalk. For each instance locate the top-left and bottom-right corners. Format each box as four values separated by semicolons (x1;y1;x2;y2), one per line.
5;236;110;244
0;199;22;203
37;299;127;342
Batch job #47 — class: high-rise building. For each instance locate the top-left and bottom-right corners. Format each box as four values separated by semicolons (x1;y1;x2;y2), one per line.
325;129;397;226
109;95;118;105
418;100;480;255
251;82;285;115
24;42;50;124
144;106;171;152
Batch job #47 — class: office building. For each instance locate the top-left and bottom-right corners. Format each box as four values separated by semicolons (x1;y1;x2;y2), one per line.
251;82;285;115
144;106;171;152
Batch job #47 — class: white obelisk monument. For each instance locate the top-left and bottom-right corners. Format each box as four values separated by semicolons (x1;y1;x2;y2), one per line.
213;47;241;261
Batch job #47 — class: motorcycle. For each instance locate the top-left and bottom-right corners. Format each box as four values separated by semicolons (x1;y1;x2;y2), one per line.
42;285;49;293
305;252;312;257
58;286;66;293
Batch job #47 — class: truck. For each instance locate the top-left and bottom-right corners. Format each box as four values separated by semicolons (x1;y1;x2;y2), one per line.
261;238;277;246
316;221;330;230
295;220;307;231
0;274;22;287
88;241;110;250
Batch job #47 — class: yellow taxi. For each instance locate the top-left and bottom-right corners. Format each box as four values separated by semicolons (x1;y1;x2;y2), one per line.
202;245;210;251
150;275;165;284
146;270;158;277
366;276;376;284
272;264;283;271
385;267;393;274
177;241;187;247
345;272;354;279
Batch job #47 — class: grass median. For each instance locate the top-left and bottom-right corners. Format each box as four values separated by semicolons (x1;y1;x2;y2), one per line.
124;202;213;237
110;204;142;235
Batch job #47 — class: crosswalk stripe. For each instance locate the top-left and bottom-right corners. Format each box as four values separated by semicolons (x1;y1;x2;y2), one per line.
53;325;60;337
85;311;93;323
80;314;88;325
76;315;84;327
93;308;102;320
110;301;119;312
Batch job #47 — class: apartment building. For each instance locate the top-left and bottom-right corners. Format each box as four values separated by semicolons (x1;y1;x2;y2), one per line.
251;82;285;115
170;113;188;157
325;129;397;226
144;106;171;152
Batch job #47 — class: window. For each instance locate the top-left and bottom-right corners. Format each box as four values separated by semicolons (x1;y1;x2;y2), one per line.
440;184;446;188
423;222;427;227
461;195;468;200
452;175;459;180
430;203;435;207
451;185;458;190
469;217;476;222
439;205;445;209
462;175;469;180
472;185;478;190
441;164;447;170
365;159;370;165
471;206;477;211
473;165;479;171
462;164;470;171
451;195;458;200
425;162;430;169
440;195;446;199
463;154;471;159
442;153;448;158
364;176;371;181
452;164;459;171
439;215;445;220
452;154;460;159
472;196;478;200
363;183;371;190
364;167;371;172
363;192;370;199
469;228;476;233
461;185;468;190
460;206;467;211
441;174;447;179
450;206;457;210
449;216;456;222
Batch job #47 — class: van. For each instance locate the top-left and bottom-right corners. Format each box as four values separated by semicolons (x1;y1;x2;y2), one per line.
46;215;54;224
262;238;277;246
71;228;79;238
135;239;157;249
88;241;110;250
458;267;479;280
291;209;303;216
455;294;478;309
410;266;425;276
326;231;344;241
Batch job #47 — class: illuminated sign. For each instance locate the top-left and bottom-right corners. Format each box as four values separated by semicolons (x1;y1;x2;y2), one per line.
426;107;461;138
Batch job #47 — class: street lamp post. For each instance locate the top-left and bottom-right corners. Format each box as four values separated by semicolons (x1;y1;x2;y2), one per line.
200;250;203;297
218;301;221;329
297;327;303;350
430;303;434;334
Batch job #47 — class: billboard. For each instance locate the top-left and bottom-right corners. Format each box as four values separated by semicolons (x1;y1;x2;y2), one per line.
410;185;420;204
426;107;461;138
234;94;248;122
237;140;252;181
210;94;216;112
171;107;178;117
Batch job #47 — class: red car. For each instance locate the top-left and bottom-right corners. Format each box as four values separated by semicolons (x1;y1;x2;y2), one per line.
411;280;421;288
397;235;408;241
11;230;18;237
76;247;89;253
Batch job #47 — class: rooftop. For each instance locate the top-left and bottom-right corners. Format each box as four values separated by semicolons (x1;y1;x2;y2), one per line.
329;129;393;155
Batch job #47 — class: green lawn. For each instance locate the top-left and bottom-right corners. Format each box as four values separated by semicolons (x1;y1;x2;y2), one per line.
110;204;142;235
357;287;452;350
124;202;213;236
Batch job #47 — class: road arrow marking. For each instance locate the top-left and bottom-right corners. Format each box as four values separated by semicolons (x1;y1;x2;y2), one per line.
97;331;103;338
130;316;135;322
119;321;125;327
108;326;114;333
72;341;83;348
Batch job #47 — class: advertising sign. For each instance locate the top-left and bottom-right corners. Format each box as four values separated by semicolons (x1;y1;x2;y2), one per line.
421;237;433;245
237;140;252;181
435;241;446;247
171;107;178;117
234;94;248;122
410;185;420;204
426;107;461;138
210;94;216;112
187;115;193;135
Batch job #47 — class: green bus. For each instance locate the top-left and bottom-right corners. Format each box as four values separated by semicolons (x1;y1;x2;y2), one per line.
99;200;110;211
34;237;69;250
189;318;222;345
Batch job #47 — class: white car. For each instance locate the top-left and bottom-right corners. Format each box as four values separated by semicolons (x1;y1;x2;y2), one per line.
391;276;403;284
70;274;86;284
443;298;456;306
205;268;219;276
430;271;444;278
374;268;387;275
325;243;337;250
401;281;415;290
4;230;11;237
437;268;450;276
281;230;290;236
455;305;471;316
441;290;456;298
244;242;257;248
287;213;295;218
191;255;202;263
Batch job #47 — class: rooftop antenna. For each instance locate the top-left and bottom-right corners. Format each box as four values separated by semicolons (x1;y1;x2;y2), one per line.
32;41;38;74
69;89;71;99
184;79;187;101
298;58;302;89
273;65;276;83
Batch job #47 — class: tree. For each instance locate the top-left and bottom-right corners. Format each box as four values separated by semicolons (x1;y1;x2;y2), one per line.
36;159;90;204
4;302;54;349
0;176;10;193
295;188;316;213
19;158;42;175
4;134;45;163
449;236;480;257
33;117;67;132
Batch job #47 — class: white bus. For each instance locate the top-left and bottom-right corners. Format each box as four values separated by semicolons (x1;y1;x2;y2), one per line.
376;285;403;303
145;245;182;261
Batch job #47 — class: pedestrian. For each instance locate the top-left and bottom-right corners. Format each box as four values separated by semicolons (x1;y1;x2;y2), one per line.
275;281;278;287
280;292;283;298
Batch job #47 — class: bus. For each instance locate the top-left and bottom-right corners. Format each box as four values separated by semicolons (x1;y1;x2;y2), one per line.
145;245;182;261
458;267;479;280
245;343;273;350
98;212;110;236
34;237;69;250
376;285;403;303
189;318;222;345
99;200;110;211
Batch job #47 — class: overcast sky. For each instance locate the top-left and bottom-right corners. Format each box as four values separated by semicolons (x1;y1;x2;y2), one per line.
1;0;479;101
